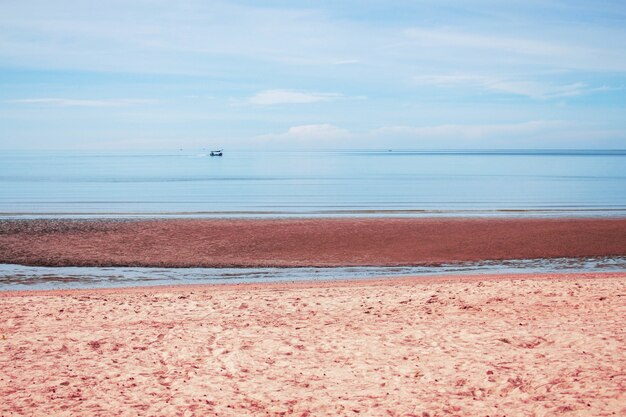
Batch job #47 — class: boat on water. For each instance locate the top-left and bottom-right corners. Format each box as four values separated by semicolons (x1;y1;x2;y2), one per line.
210;150;223;156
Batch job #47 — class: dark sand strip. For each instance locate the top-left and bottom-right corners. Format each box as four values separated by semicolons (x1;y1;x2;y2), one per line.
1;217;625;267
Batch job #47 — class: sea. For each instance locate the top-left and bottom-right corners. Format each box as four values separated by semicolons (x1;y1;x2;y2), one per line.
1;149;625;290
1;149;626;217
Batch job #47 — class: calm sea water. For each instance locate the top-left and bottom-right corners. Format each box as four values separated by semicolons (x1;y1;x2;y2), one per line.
1;149;625;217
2;257;625;290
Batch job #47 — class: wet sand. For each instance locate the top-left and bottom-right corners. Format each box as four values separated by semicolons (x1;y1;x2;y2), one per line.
1;272;625;416
1;217;626;267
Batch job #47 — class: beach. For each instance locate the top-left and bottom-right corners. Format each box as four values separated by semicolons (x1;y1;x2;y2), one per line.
1;273;625;416
1;217;626;416
3;0;626;415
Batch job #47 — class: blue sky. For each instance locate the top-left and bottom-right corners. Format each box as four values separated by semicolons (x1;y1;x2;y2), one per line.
1;0;625;150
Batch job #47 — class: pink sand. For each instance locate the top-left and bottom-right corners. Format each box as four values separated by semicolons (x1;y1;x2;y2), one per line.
1;272;625;416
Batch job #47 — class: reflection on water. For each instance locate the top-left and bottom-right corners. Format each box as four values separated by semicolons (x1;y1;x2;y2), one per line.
1;256;625;291
1;150;625;216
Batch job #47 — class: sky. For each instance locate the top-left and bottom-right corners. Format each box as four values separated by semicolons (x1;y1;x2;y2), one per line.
1;0;625;150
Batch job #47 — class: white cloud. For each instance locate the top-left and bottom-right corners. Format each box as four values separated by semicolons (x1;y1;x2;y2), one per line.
275;57;361;66
404;28;565;57
2;1;626;79
412;74;604;99
412;74;483;86
250;120;617;150
332;59;360;65
8;98;157;107
402;25;626;73
248;90;343;105
487;80;589;99
257;124;351;141
257;120;570;148
1;2;625;151
372;120;568;140
0;1;369;75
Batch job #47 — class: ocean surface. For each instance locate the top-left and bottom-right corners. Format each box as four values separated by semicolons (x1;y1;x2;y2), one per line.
1;149;626;217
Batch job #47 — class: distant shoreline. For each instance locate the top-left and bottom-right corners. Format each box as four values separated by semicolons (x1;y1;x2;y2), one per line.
2;207;626;219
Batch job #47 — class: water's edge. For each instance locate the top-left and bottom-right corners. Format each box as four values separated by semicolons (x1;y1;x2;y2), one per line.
2;256;625;291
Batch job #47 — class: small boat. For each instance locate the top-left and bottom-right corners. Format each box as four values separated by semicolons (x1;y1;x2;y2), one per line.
210;150;223;156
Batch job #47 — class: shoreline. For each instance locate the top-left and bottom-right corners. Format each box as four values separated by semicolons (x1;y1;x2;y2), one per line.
2;256;625;292
2;216;626;268
3;216;624;414
1;270;624;297
3;208;626;217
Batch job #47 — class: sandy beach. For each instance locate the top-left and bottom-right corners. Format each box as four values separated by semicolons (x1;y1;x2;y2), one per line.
1;217;626;267
3;0;625;415
1;217;625;416
1;272;625;416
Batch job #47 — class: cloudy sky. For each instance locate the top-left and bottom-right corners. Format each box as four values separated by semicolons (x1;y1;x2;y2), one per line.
1;0;625;150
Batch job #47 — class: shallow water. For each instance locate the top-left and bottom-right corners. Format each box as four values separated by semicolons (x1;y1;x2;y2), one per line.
2;256;625;291
1;150;625;217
